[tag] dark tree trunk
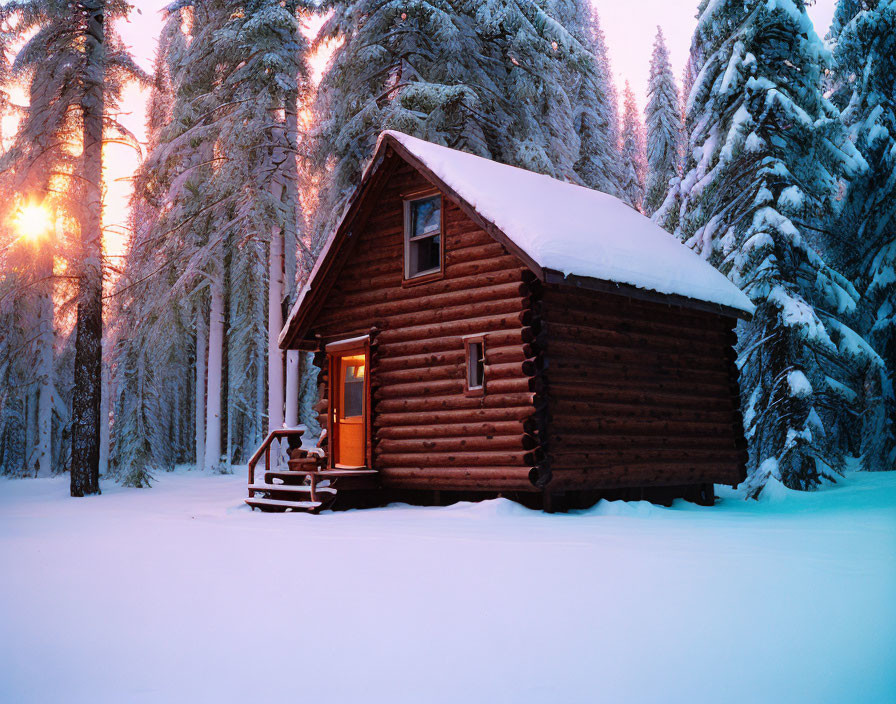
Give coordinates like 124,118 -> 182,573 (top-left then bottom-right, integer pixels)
71,0 -> 105,497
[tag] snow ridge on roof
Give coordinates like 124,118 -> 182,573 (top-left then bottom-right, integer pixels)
382,131 -> 755,315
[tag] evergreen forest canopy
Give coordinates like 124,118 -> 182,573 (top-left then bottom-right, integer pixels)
0,0 -> 892,498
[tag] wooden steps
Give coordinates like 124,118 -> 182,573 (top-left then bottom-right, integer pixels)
248,483 -> 337,495
244,497 -> 323,512
247,432 -> 378,513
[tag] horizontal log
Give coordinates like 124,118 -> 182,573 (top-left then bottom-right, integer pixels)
376,419 -> 535,439
375,378 -> 463,399
336,257 -> 526,296
444,255 -> 526,279
374,344 -> 531,374
546,362 -> 730,387
382,297 -> 529,334
375,328 -> 535,357
545,448 -> 743,465
374,362 -> 466,385
376,434 -> 537,454
375,392 -> 535,414
540,384 -> 735,411
376,450 -> 540,467
542,322 -> 730,357
321,283 -> 530,329
370,360 -> 531,388
548,399 -> 734,424
543,338 -> 730,373
331,268 -> 531,309
376,310 -> 532,345
446,227 -> 497,250
538,303 -> 730,345
445,241 -> 507,266
379,466 -> 535,491
546,433 -> 740,452
545,463 -> 743,490
546,378 -> 739,402
544,415 -> 738,436
374,406 -> 535,427
542,285 -> 731,332
485,376 -> 541,395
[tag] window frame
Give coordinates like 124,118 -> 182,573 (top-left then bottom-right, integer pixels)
402,191 -> 445,285
463,335 -> 486,397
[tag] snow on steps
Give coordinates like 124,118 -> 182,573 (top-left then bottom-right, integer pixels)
247,483 -> 337,495
244,496 -> 323,513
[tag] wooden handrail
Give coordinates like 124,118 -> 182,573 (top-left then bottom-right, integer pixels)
248,428 -> 305,486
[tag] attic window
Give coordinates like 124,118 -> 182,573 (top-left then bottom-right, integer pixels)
464,336 -> 485,396
404,194 -> 442,279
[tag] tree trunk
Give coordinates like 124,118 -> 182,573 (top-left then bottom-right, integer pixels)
97,338 -> 111,476
299,352 -> 321,435
36,248 -> 54,477
203,276 -> 224,471
71,0 -> 105,497
195,312 -> 207,468
268,218 -> 284,434
285,349 -> 299,428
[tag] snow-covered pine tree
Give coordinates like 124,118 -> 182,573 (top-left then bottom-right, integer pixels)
667,0 -> 876,496
644,27 -> 681,216
111,3 -> 226,477
3,0 -> 144,495
619,81 -> 645,211
213,0 -> 312,451
828,0 -> 896,470
108,10 -> 193,486
310,0 -> 592,237
567,3 -> 623,195
114,1 -> 315,473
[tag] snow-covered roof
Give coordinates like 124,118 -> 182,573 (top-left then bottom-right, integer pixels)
281,131 -> 754,346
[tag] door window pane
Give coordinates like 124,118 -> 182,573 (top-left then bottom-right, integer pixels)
344,363 -> 365,418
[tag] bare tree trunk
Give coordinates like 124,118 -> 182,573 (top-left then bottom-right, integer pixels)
195,312 -> 206,468
36,248 -> 54,477
285,350 -> 299,428
204,275 -> 224,471
267,220 -> 284,435
71,0 -> 104,497
98,340 -> 111,476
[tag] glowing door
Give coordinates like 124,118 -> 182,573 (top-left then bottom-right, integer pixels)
332,351 -> 367,467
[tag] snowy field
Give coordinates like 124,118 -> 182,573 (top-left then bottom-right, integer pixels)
1,470 -> 894,704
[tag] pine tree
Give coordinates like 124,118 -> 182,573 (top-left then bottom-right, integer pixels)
619,81 -> 645,211
568,4 -> 623,195
666,0 -> 876,496
644,27 -> 681,216
113,1 -> 315,474
828,0 -> 896,470
310,0 -> 592,236
1,0 -> 141,489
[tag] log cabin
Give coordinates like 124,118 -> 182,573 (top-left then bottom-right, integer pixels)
246,131 -> 756,513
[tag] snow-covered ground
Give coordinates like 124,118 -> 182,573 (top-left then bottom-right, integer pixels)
1,470 -> 894,704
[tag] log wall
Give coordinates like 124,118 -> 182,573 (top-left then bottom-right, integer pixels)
536,284 -> 748,492
305,159 -> 539,491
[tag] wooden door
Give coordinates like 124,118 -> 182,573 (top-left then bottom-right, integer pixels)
329,344 -> 369,468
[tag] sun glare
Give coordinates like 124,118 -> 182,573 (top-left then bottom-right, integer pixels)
14,203 -> 53,242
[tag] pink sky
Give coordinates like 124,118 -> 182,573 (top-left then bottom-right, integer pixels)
104,0 -> 838,257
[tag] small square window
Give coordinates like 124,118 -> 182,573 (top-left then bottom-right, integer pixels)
405,195 -> 442,279
465,338 -> 485,394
